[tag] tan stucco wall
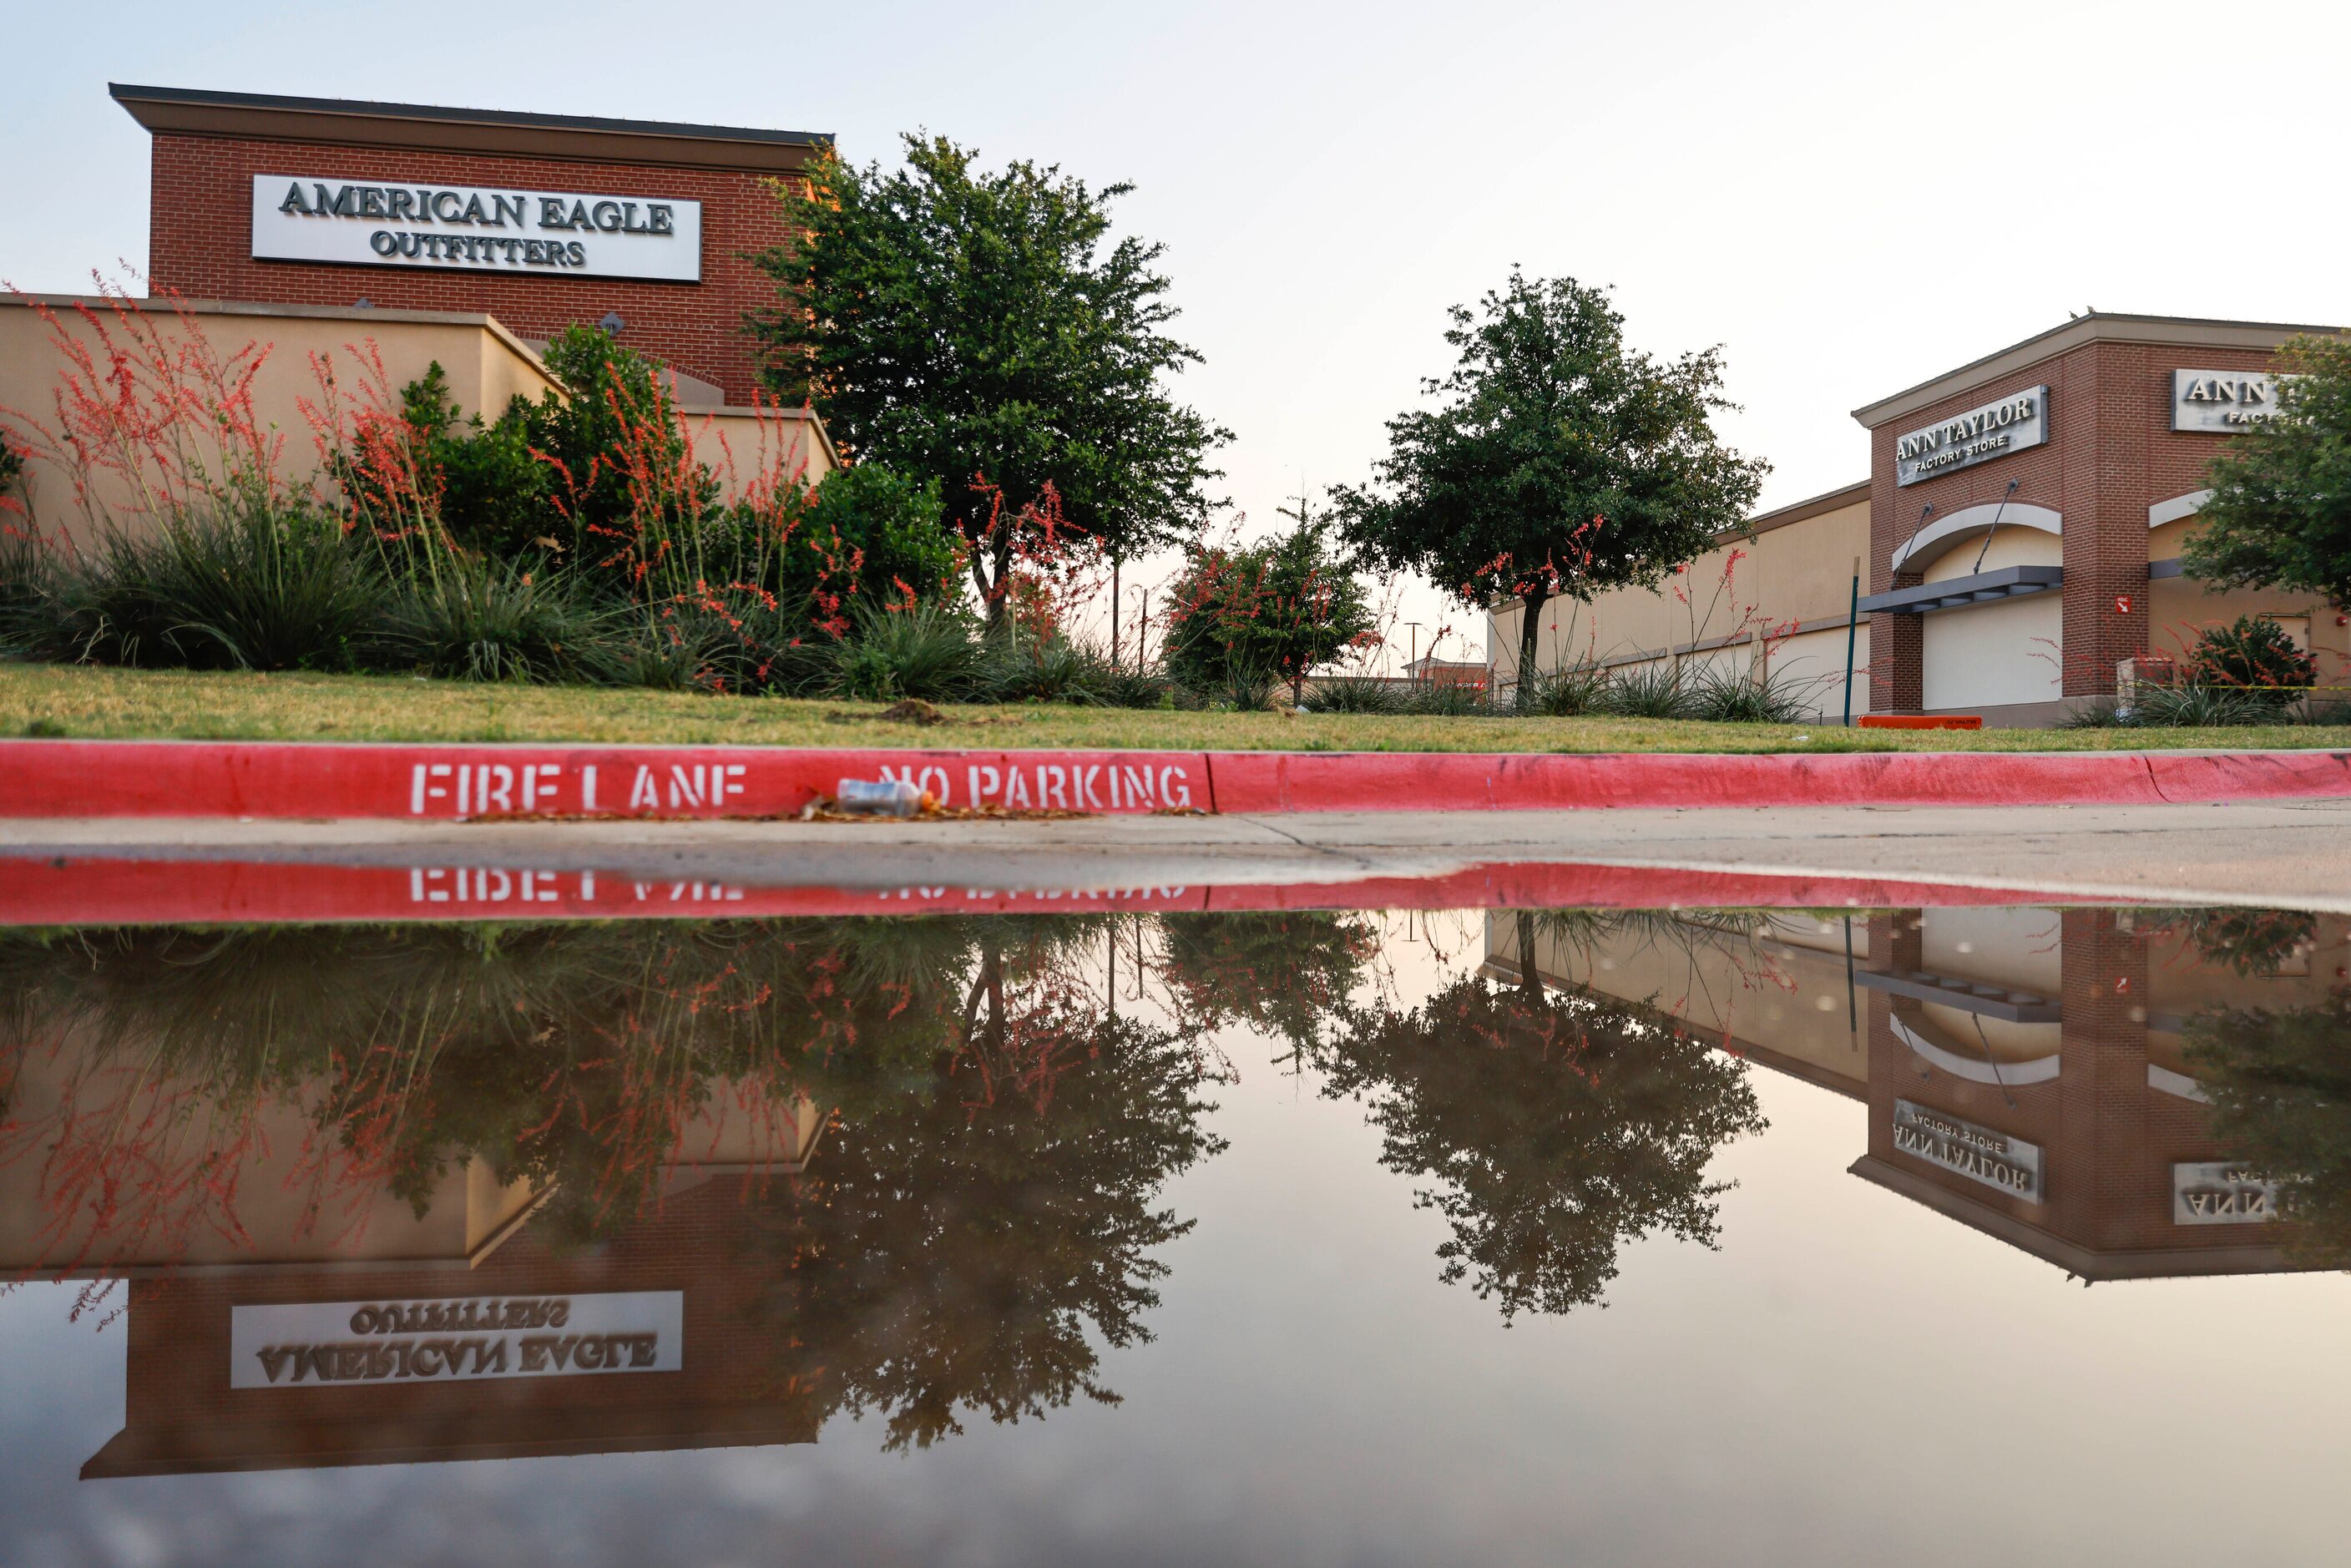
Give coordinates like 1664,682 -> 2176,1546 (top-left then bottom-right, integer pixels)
1484,910 -> 1872,1097
0,296 -> 562,548
687,407 -> 836,491
1485,493 -> 1873,716
0,296 -> 832,549
1488,494 -> 1872,683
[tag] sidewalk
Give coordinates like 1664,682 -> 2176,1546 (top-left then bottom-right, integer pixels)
8,800 -> 2351,914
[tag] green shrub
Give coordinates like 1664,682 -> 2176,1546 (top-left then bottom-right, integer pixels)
371,560 -> 619,684
1096,664 -> 1176,709
1305,672 -> 1400,714
980,632 -> 1120,705
2187,615 -> 2317,707
1515,665 -> 1607,716
28,498 -> 387,671
1398,681 -> 1487,716
1686,663 -> 1815,724
1600,662 -> 1696,719
830,599 -> 982,701
781,463 -> 961,611
2127,682 -> 2281,727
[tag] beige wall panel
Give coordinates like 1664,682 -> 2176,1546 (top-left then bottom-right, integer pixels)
1489,498 -> 1870,685
1919,525 -> 2060,582
1766,625 -> 1868,718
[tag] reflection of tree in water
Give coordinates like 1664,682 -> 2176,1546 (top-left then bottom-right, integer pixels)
0,916 -> 1226,1449
1158,911 -> 1380,1060
2141,907 -> 2318,979
1313,911 -> 1766,1318
747,950 -> 1226,1450
0,919 -> 978,1255
2187,989 -> 2351,1263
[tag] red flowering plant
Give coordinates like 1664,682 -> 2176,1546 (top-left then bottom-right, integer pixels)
1161,505 -> 1375,706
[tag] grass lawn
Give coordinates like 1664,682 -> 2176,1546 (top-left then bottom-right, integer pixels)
4,661 -> 2349,754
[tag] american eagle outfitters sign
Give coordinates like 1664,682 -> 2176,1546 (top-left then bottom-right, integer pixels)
251,175 -> 702,282
229,1292 -> 685,1388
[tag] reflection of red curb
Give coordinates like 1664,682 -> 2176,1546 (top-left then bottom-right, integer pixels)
1,739 -> 2346,819
0,856 -> 2094,927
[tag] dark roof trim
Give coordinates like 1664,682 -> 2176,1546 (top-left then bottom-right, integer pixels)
1851,311 -> 2341,429
110,83 -> 830,175
1858,564 -> 2063,616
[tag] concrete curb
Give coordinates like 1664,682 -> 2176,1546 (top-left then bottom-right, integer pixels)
2,738 -> 2348,820
0,856 -> 2091,926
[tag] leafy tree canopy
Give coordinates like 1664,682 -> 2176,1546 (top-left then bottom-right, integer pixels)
2184,335 -> 2351,609
750,135 -> 1231,619
1332,270 -> 1766,690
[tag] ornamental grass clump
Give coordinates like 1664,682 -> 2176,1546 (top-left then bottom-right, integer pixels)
829,598 -> 983,701
1686,662 -> 1817,724
372,558 -> 623,685
1599,661 -> 1696,720
1304,672 -> 1400,714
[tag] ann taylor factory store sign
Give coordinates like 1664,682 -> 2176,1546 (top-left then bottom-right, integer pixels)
1895,386 -> 2050,487
253,175 -> 702,282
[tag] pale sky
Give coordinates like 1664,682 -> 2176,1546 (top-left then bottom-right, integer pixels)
8,0 -> 2348,669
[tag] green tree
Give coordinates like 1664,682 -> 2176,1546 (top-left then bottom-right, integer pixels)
749,136 -> 1231,622
2186,989 -> 2351,1264
1161,507 -> 1375,701
1332,271 -> 1767,693
1317,928 -> 1766,1319
2183,335 -> 2351,609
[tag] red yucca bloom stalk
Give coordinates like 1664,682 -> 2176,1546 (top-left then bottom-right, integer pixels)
0,276 -> 295,549
297,336 -> 460,583
968,478 -> 1105,637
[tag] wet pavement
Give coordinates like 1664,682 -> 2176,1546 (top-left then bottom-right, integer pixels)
3,872 -> 2348,1565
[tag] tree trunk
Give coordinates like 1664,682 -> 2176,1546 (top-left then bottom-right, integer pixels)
1517,586 -> 1550,702
1515,909 -> 1545,1001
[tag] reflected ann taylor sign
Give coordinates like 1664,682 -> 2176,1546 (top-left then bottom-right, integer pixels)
1893,1100 -> 2044,1202
229,1292 -> 684,1389
252,175 -> 702,282
1894,386 -> 2050,487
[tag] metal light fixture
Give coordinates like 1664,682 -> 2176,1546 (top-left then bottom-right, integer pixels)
599,311 -> 625,335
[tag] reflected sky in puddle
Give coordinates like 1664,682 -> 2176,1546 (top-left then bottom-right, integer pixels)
2,898 -> 2347,1565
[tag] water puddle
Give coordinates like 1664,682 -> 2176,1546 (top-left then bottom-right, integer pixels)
1,882 -> 2344,1563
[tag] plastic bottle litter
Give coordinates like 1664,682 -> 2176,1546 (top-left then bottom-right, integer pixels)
833,777 -> 929,817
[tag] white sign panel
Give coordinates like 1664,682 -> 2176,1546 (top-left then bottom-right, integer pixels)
1895,386 -> 2050,487
1893,1099 -> 2044,1201
2172,1161 -> 2285,1225
230,1292 -> 684,1388
2172,369 -> 2285,433
252,175 -> 702,282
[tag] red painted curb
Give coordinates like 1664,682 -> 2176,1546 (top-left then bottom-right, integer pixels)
0,856 -> 2091,927
0,740 -> 2345,820
0,741 -> 1211,819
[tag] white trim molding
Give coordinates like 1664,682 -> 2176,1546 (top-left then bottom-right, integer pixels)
1890,1015 -> 2063,1086
2148,489 -> 2213,529
1891,502 -> 2062,574
2148,1064 -> 2212,1104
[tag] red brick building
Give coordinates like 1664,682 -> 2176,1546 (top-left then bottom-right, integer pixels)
1853,316 -> 2345,724
113,82 -> 827,406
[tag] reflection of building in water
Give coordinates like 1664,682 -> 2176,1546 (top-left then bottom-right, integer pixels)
1485,907 -> 2348,1280
0,1052 -> 822,1476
